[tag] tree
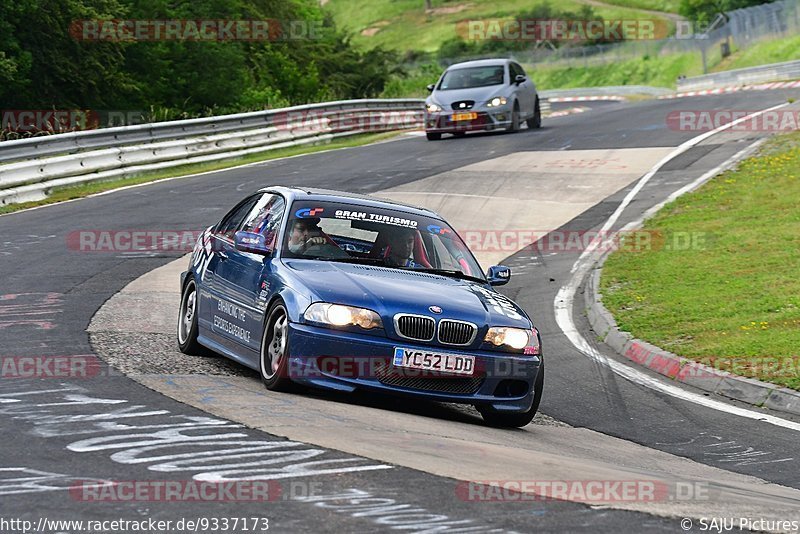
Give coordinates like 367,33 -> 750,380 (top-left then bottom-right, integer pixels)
679,0 -> 777,24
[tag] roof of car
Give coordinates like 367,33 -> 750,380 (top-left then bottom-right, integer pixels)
446,58 -> 511,70
258,186 -> 442,219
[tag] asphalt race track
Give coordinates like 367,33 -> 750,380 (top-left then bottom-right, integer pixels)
2,90 -> 800,533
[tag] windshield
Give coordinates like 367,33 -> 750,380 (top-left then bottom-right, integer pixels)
438,65 -> 506,90
282,200 -> 485,280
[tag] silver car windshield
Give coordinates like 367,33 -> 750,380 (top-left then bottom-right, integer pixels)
439,66 -> 505,90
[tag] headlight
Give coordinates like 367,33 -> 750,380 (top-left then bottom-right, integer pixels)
426,103 -> 443,113
304,303 -> 383,330
484,326 -> 539,353
487,96 -> 507,107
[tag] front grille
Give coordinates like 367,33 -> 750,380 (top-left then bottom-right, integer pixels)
375,362 -> 484,395
438,320 -> 477,345
395,314 -> 435,341
451,100 -> 475,110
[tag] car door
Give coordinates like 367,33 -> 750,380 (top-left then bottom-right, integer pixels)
198,194 -> 260,353
213,193 -> 286,360
508,63 -> 533,119
513,62 -> 536,117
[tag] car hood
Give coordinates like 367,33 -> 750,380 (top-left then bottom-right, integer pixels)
284,260 -> 530,329
430,86 -> 505,107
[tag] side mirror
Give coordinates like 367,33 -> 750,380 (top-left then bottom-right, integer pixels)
514,74 -> 526,85
426,83 -> 435,93
234,231 -> 272,256
486,265 -> 511,286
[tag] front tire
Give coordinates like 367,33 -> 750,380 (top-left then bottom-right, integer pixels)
506,102 -> 521,133
479,362 -> 544,428
527,98 -> 542,129
178,280 -> 204,355
260,301 -> 294,391
426,132 -> 442,141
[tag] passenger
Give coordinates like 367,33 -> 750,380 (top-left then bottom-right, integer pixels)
384,228 -> 423,268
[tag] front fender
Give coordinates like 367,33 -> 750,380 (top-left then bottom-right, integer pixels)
274,286 -> 312,324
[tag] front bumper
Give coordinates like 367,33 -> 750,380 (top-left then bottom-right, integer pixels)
425,108 -> 513,134
287,322 -> 542,413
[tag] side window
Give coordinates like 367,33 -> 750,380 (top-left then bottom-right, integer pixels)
241,194 -> 286,248
510,63 -> 524,80
216,195 -> 260,240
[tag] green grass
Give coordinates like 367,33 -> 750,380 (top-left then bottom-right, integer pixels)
711,33 -> 800,73
600,130 -> 800,391
528,51 -> 704,89
324,0 -> 673,53
0,131 -> 403,216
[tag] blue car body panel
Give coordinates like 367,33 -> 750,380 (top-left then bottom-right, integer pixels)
182,186 -> 542,413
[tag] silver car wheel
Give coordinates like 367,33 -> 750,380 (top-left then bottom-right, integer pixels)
178,283 -> 196,345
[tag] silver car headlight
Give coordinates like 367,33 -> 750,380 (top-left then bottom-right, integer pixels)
426,103 -> 443,113
305,302 -> 383,330
486,96 -> 507,108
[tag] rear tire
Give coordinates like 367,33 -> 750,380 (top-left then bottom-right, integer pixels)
426,132 -> 442,141
506,102 -> 520,133
526,98 -> 542,129
177,280 -> 205,355
260,301 -> 295,392
478,362 -> 543,428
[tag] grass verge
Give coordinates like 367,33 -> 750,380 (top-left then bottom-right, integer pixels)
325,0 -> 671,53
600,130 -> 800,391
0,131 -> 405,216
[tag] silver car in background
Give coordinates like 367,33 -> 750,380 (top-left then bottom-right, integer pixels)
424,59 -> 541,140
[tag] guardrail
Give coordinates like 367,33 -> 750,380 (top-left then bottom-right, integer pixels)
677,59 -> 800,91
0,94 -> 575,207
539,86 -> 673,98
0,99 -> 425,206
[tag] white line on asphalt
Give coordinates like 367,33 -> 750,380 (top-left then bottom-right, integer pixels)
554,102 -> 800,433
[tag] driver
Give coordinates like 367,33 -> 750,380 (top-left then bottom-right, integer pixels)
287,218 -> 327,254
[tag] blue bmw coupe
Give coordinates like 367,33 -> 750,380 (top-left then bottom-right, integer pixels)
178,186 -> 543,427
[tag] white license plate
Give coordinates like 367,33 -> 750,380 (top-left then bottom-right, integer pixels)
392,347 -> 475,376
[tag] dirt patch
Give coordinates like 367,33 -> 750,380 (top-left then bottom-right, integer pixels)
361,20 -> 390,37
427,3 -> 472,15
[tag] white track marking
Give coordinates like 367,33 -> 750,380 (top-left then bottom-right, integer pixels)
554,103 -> 800,432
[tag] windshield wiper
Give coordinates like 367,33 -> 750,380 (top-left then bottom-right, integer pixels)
314,256 -> 387,266
411,268 -> 486,284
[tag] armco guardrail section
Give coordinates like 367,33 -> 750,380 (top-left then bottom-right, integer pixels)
677,59 -> 800,92
539,86 -> 673,98
0,99 -> 425,205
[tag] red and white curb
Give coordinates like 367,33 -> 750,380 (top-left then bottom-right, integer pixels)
659,80 -> 800,99
547,106 -> 590,118
547,95 -> 626,103
584,249 -> 800,417
404,105 -> 591,136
